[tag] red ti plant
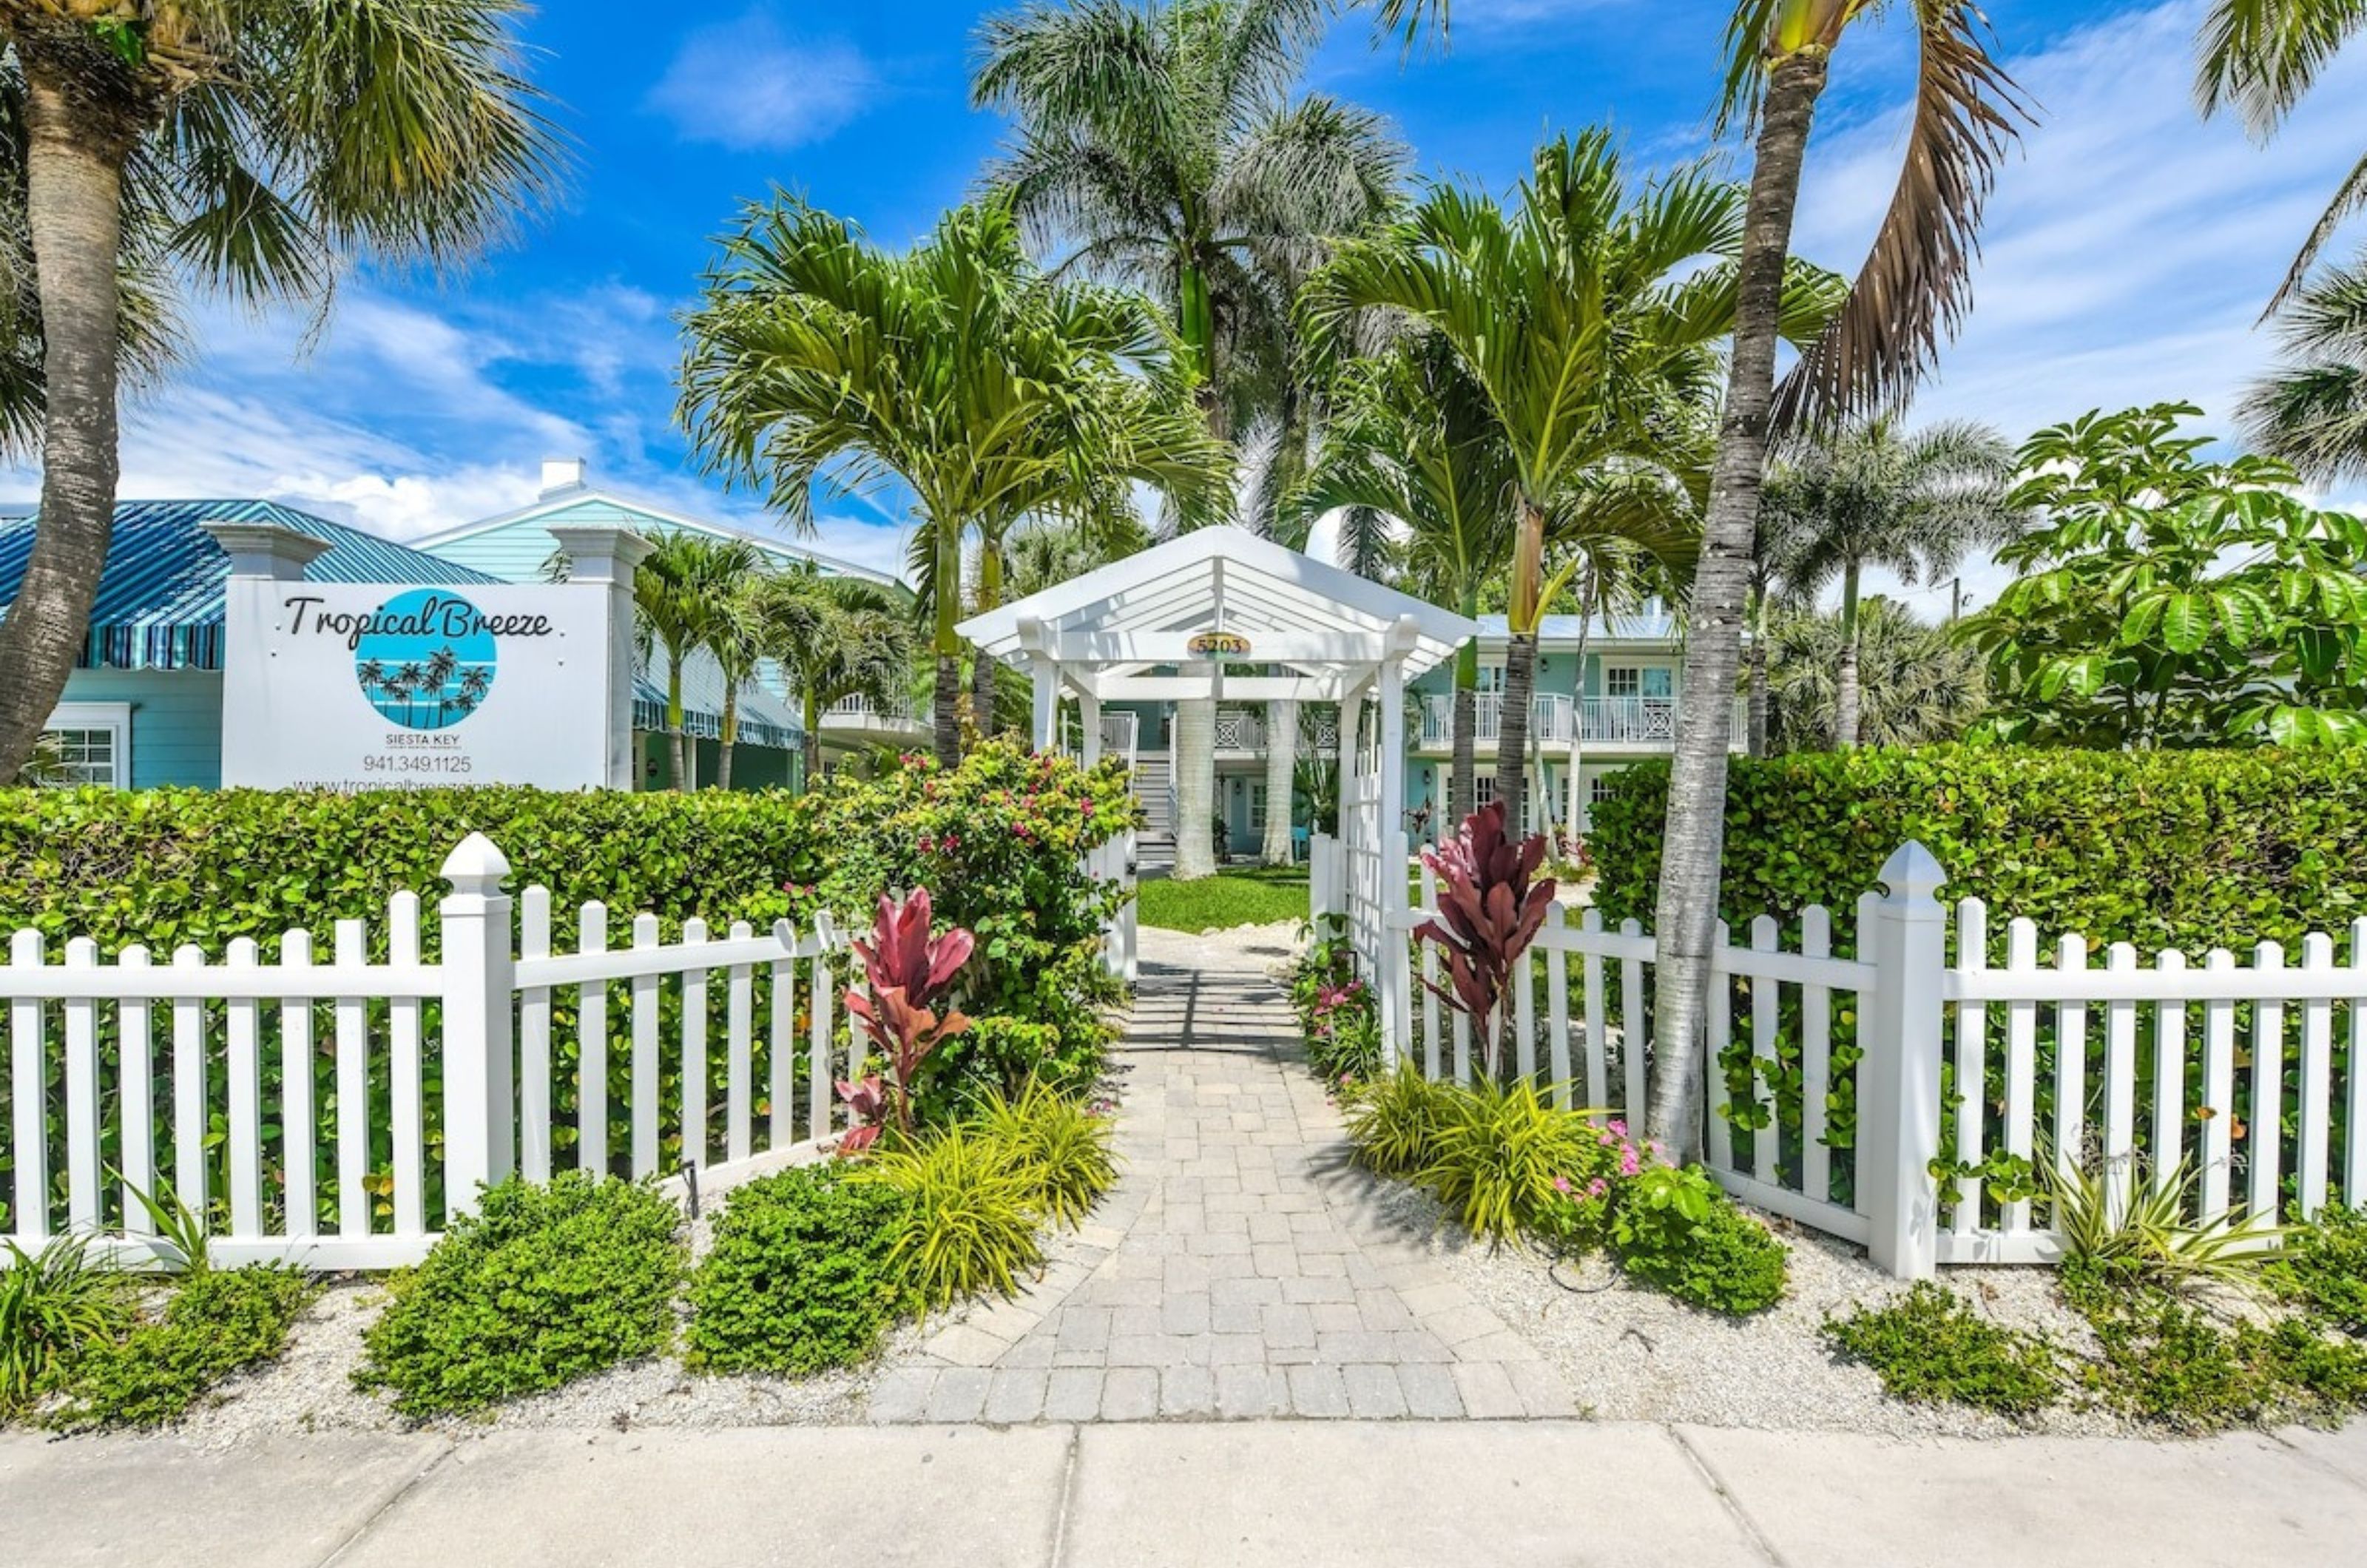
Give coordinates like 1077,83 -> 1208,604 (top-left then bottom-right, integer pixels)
837,887 -> 975,1151
1412,801 -> 1557,1079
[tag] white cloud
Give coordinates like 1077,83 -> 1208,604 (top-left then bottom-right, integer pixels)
646,12 -> 877,151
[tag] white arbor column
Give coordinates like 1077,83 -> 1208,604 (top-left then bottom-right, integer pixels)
1080,692 -> 1103,767
1263,697 -> 1297,865
1377,658 -> 1407,1066
1028,661 -> 1060,751
1174,696 -> 1217,879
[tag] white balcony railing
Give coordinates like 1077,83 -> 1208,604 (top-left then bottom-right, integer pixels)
823,693 -> 916,723
1097,709 -> 1139,767
1213,707 -> 1264,752
1418,693 -> 1748,748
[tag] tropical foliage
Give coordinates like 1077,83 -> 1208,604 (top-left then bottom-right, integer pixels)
680,195 -> 1227,766
1765,596 -> 1989,751
1308,130 -> 1832,827
1410,801 -> 1556,1080
0,0 -> 561,783
631,530 -> 763,791
1962,404 -> 2367,749
1757,418 -> 2020,748
2241,249 -> 2367,484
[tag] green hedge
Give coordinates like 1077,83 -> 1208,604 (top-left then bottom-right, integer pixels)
1587,748 -> 2367,956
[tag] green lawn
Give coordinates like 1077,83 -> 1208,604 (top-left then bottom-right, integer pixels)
1135,863 -> 1310,933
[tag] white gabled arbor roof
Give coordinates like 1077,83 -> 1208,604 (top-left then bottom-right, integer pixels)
958,526 -> 1475,703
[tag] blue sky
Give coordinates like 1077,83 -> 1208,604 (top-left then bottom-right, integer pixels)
7,0 -> 2365,609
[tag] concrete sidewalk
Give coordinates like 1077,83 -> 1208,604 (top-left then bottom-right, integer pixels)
9,1419 -> 2367,1567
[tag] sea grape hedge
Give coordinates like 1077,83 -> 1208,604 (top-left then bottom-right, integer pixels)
1587,748 -> 2367,957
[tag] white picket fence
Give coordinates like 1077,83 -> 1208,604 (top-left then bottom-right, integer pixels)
0,834 -> 868,1268
1389,841 -> 2367,1278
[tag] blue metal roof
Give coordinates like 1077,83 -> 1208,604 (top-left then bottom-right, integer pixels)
0,499 -> 805,750
0,500 -> 503,672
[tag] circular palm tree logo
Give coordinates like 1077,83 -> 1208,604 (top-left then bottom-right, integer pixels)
354,589 -> 498,731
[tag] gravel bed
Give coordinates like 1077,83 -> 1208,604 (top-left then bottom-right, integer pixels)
1362,1163 -> 2144,1439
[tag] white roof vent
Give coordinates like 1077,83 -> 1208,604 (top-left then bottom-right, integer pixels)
539,457 -> 588,497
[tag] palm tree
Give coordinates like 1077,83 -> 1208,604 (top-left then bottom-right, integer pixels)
392,664 -> 424,727
757,566 -> 914,792
975,0 -> 1406,873
0,1 -> 561,782
1639,0 -> 2027,1157
1759,419 -> 2021,748
1288,333 -> 1513,830
1766,595 -> 1988,750
423,646 -> 460,723
1307,130 -> 1833,832
706,581 -> 769,792
1743,500 -> 1808,759
633,531 -> 762,791
2240,251 -> 2367,481
680,195 -> 1229,769
2197,1 -> 2367,308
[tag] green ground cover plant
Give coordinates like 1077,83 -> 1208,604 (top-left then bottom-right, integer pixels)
1823,1283 -> 2064,1418
1137,864 -> 1309,933
355,1172 -> 686,1419
1608,1164 -> 1789,1314
684,1163 -> 914,1376
2270,1204 -> 2367,1333
43,1265 -> 317,1430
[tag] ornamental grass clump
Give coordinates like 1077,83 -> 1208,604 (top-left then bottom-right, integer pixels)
972,1081 -> 1117,1229
1,1236 -> 126,1416
356,1172 -> 685,1419
857,1125 -> 1044,1310
1414,1076 -> 1601,1245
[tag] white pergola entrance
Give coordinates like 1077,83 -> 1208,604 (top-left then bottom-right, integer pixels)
959,526 -> 1476,1057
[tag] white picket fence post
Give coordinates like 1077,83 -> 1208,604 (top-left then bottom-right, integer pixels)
1860,841 -> 1948,1280
439,832 -> 516,1217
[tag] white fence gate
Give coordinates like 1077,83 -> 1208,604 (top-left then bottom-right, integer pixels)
1394,841 -> 2367,1278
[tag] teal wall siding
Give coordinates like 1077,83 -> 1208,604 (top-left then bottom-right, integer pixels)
426,499 -> 652,583
59,668 -> 225,788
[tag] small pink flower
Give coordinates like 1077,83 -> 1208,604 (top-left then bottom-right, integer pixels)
1552,1175 -> 1572,1195
1587,1177 -> 1609,1199
1596,1129 -> 1615,1146
1606,1118 -> 1627,1138
1618,1146 -> 1641,1177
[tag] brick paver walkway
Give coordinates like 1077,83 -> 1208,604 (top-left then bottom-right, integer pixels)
865,927 -> 1575,1423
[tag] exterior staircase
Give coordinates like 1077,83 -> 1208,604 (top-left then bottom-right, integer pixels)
1135,751 -> 1175,868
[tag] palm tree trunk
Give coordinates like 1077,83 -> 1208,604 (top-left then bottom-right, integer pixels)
971,541 -> 1002,738
1261,699 -> 1295,865
667,652 -> 689,792
802,694 -> 823,794
1647,50 -> 1830,1161
931,517 -> 963,767
1747,592 -> 1772,758
1835,562 -> 1862,750
1493,501 -> 1547,832
1173,696 -> 1216,880
0,72 -> 134,782
1450,681 -> 1476,833
717,687 -> 738,791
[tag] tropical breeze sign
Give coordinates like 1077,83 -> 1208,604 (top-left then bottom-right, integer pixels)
220,574 -> 626,791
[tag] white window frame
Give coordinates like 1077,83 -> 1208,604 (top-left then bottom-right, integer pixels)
1603,663 -> 1675,700
1249,782 -> 1269,833
41,701 -> 132,788
1475,663 -> 1506,695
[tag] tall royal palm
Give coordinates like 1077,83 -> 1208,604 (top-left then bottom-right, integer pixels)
1308,130 -> 1834,833
1640,0 -> 2025,1158
1287,333 -> 1513,829
681,196 -> 1228,767
1760,419 -> 2020,749
0,1 -> 559,780
976,0 -> 1405,873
